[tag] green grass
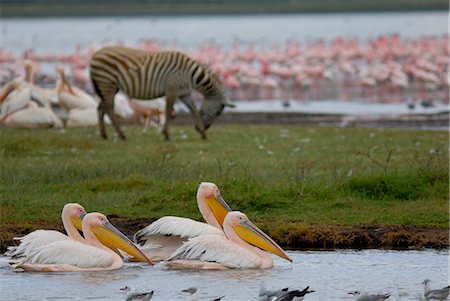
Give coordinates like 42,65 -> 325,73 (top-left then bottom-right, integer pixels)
1,125 -> 448,230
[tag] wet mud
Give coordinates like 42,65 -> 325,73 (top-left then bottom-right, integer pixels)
2,216 -> 448,252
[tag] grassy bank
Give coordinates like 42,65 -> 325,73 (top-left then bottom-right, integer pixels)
1,0 -> 448,17
1,125 -> 448,249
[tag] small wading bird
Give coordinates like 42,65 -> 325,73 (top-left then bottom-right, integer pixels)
259,281 -> 314,301
5,203 -> 86,258
422,279 -> 450,300
181,287 -> 225,301
348,291 -> 390,301
134,182 -> 232,261
164,211 -> 292,269
120,285 -> 154,301
9,213 -> 152,272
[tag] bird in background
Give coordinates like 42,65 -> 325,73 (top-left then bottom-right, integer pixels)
422,279 -> 450,300
120,285 -> 154,301
348,290 -> 390,301
259,281 -> 314,301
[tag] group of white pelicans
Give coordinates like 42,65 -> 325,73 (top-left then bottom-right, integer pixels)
5,182 -> 450,301
0,62 -> 165,130
6,182 -> 292,272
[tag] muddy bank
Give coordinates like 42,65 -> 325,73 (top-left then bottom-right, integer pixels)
2,216 -> 448,252
171,111 -> 450,131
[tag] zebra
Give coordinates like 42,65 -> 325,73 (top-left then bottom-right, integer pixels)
89,46 -> 235,141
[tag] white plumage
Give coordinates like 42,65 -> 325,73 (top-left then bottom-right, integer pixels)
134,182 -> 232,261
3,104 -> 63,128
6,230 -> 70,258
136,216 -> 224,241
66,107 -> 111,127
10,212 -> 150,272
164,211 -> 292,270
167,234 -> 261,269
23,239 -> 115,269
5,203 -> 86,259
58,89 -> 98,111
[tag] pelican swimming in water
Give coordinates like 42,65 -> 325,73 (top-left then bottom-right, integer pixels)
164,211 -> 292,269
134,182 -> 232,261
5,203 -> 86,258
10,213 -> 152,272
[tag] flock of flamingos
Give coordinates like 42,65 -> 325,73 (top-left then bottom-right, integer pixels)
0,33 -> 448,129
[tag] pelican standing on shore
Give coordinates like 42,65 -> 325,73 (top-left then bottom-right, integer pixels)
164,211 -> 292,269
10,213 -> 152,272
134,182 -> 232,261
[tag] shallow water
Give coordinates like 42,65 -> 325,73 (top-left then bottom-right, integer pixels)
227,100 -> 450,115
1,250 -> 448,300
1,12 -> 447,55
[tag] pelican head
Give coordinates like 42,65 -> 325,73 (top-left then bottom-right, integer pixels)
85,213 -> 153,265
226,211 -> 293,262
24,60 -> 34,83
422,279 -> 431,285
197,182 -> 232,226
62,203 -> 86,231
56,64 -> 65,76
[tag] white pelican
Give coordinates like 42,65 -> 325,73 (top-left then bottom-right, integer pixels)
164,211 -> 292,269
134,182 -> 232,261
5,203 -> 86,258
66,107 -> 112,128
56,65 -> 98,111
10,213 -> 152,272
2,101 -> 63,128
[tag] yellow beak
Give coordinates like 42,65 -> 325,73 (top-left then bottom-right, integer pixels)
206,192 -> 232,226
234,220 -> 292,262
92,222 -> 153,265
71,214 -> 85,232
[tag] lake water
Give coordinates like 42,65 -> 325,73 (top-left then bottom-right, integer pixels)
0,12 -> 447,55
1,250 -> 448,300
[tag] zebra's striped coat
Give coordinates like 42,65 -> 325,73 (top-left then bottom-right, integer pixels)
90,46 -> 234,140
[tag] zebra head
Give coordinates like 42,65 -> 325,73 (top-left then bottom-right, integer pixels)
200,97 -> 235,129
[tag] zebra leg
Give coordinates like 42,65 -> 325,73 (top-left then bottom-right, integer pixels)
162,92 -> 177,141
179,94 -> 207,140
97,102 -> 108,139
103,94 -> 127,141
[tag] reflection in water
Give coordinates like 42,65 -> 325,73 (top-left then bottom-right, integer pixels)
1,250 -> 448,300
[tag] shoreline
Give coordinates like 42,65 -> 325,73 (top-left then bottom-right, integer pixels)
2,217 -> 448,253
1,1 -> 447,18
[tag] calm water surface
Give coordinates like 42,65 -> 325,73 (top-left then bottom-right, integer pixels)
1,250 -> 448,300
0,12 -> 447,55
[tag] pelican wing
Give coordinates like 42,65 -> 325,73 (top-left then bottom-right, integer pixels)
14,240 -> 114,268
167,235 -> 261,269
58,90 -> 97,111
6,230 -> 69,258
0,83 -> 31,118
134,216 -> 224,246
